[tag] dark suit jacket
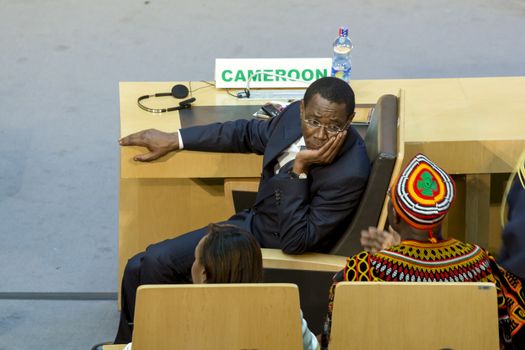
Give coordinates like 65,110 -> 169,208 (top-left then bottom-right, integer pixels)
180,101 -> 370,254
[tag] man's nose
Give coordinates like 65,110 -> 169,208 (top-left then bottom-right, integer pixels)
314,125 -> 329,139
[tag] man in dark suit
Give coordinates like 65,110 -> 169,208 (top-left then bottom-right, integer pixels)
114,77 -> 370,343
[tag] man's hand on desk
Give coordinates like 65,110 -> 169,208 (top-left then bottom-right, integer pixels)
119,128 -> 180,161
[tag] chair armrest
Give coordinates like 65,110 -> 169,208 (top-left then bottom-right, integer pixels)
262,248 -> 347,272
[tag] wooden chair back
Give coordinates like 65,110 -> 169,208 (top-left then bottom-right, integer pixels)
329,282 -> 499,350
131,283 -> 303,350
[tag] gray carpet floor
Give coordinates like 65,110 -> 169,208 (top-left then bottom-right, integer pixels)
1,0 -> 525,349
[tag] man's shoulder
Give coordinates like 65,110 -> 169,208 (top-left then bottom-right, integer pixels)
275,100 -> 301,121
260,100 -> 301,133
328,128 -> 370,178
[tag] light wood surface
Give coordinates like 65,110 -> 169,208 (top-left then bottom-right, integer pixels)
465,174 -> 491,249
117,82 -> 375,300
352,77 -> 525,174
121,78 -> 525,176
131,284 -> 302,350
329,282 -> 499,350
223,177 -> 260,214
102,346 -> 125,350
118,77 -> 525,297
262,248 -> 347,272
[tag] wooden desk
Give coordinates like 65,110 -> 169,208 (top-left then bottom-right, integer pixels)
118,81 -> 374,295
119,78 -> 525,293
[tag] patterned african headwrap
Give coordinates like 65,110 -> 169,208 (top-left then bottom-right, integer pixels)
390,153 -> 456,242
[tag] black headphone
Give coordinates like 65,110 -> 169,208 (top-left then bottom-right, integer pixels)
137,84 -> 196,113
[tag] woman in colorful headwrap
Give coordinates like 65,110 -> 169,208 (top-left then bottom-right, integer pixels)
498,150 -> 525,285
320,154 -> 525,350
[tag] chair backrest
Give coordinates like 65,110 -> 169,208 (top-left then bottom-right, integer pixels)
329,282 -> 500,350
131,283 -> 303,350
330,94 -> 399,256
224,178 -> 260,214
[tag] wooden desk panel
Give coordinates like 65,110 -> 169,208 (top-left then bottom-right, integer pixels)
119,177 -> 233,288
350,77 -> 525,252
120,148 -> 262,179
118,78 -> 525,297
351,77 -> 525,174
118,81 -> 376,301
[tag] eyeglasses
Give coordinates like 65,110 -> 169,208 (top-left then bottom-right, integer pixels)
303,118 -> 349,134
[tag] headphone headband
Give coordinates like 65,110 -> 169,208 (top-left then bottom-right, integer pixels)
137,84 -> 195,113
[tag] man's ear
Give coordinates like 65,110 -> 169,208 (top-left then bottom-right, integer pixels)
348,111 -> 356,123
300,100 -> 305,118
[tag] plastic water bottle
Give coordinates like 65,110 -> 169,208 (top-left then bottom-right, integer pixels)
331,27 -> 353,82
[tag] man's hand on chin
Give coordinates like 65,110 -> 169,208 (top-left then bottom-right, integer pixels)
119,128 -> 180,162
293,131 -> 347,174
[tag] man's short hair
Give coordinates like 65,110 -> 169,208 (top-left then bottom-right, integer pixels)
303,77 -> 355,116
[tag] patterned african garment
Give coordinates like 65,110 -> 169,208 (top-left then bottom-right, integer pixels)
320,239 -> 525,349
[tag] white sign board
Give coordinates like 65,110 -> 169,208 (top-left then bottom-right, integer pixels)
215,58 -> 332,88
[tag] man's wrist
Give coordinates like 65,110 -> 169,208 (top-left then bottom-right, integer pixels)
168,131 -> 181,151
289,161 -> 306,178
292,159 -> 308,175
289,170 -> 307,179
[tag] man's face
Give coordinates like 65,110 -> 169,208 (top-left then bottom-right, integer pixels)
300,94 -> 351,150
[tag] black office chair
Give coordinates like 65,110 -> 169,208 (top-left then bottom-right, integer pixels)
265,94 -> 399,333
330,94 -> 398,255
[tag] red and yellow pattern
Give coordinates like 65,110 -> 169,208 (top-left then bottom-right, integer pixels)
321,239 -> 525,349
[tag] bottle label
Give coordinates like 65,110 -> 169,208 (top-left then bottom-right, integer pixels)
334,46 -> 351,54
331,67 -> 351,82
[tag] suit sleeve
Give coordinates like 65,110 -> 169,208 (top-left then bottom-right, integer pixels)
178,106 -> 291,154
274,166 -> 368,254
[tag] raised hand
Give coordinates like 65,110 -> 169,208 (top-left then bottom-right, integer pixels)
360,226 -> 401,253
293,130 -> 347,174
119,128 -> 180,162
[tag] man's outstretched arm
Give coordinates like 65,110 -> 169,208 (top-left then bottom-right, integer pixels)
119,103 -> 290,161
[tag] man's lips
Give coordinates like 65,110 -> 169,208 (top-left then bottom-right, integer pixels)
307,143 -> 323,150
